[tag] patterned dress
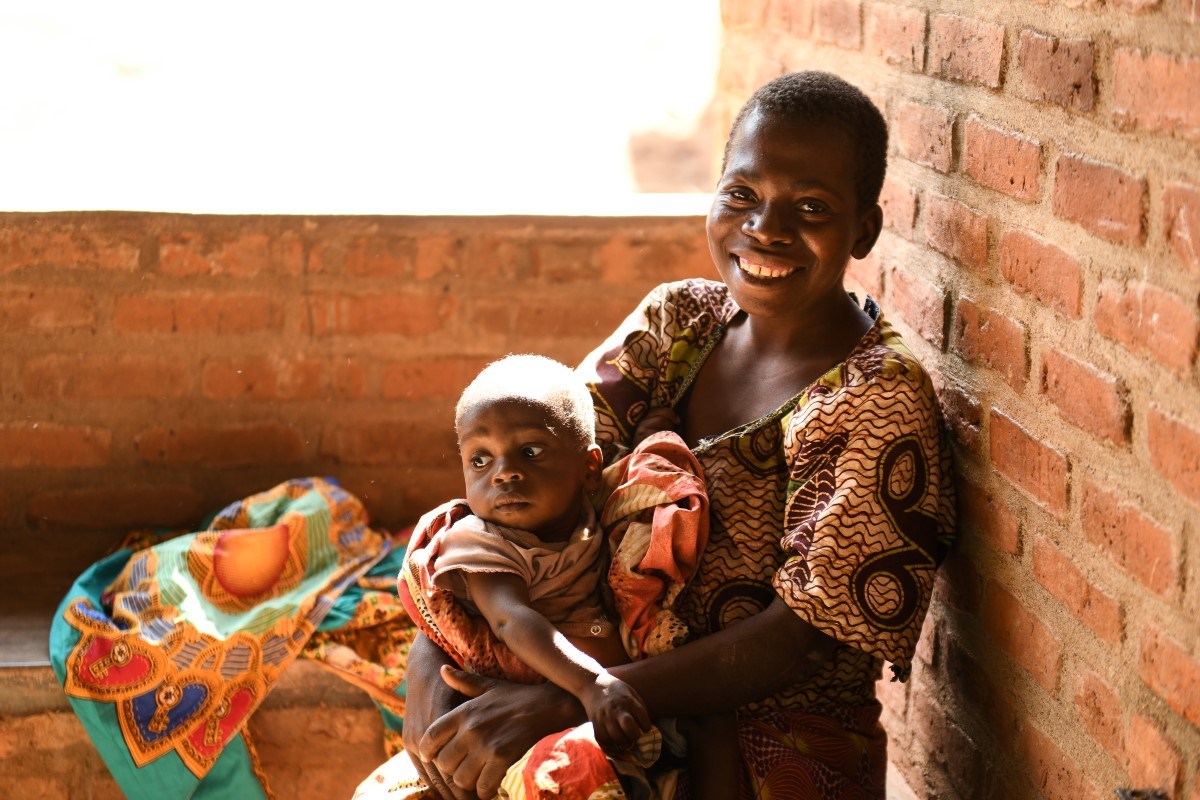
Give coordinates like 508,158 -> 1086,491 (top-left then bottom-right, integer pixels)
576,279 -> 956,798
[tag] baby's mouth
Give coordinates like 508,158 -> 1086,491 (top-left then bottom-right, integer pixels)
737,256 -> 799,279
495,495 -> 529,508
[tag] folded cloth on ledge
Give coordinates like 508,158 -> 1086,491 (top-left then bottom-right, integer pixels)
49,477 -> 417,800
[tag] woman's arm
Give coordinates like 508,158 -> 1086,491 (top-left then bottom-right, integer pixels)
418,594 -> 836,798
610,596 -> 836,718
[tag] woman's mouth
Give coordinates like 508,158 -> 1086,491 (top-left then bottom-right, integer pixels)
737,256 -> 799,279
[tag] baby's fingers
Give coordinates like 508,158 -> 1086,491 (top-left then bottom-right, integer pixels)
614,709 -> 646,747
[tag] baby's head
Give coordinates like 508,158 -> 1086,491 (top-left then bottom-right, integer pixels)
723,70 -> 887,214
454,355 -> 602,541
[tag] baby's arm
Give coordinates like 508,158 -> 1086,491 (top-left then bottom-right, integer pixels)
464,571 -> 651,753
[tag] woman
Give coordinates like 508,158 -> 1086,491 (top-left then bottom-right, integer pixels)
392,70 -> 955,800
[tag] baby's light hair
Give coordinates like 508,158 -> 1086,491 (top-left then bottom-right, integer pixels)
455,354 -> 596,448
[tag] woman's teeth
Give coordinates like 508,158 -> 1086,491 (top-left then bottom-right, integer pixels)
738,257 -> 797,279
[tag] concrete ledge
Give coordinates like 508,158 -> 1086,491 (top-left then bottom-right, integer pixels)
2,658 -> 919,799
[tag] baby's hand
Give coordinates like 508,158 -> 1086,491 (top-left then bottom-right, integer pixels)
632,407 -> 680,446
580,672 -> 651,755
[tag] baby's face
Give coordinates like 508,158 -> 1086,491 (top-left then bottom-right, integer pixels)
457,400 -> 599,542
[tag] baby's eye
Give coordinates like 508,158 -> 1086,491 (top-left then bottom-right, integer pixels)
469,454 -> 493,469
521,445 -> 545,459
799,200 -> 829,214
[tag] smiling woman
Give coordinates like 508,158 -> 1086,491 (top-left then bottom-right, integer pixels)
0,1 -> 719,214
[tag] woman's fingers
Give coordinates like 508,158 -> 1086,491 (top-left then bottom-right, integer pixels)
438,664 -> 496,699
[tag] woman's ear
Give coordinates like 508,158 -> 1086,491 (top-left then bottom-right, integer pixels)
851,203 -> 883,260
582,444 -> 604,491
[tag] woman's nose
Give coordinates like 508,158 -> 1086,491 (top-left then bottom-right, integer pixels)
742,202 -> 795,246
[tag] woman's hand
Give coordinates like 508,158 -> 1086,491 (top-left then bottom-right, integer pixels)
401,634 -> 468,800
418,667 -> 584,799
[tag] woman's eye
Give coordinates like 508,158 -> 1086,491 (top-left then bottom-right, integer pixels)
470,454 -> 492,468
728,188 -> 755,203
521,445 -> 544,459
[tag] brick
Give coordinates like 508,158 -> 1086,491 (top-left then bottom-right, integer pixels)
1147,408 -> 1200,503
0,286 -> 95,332
1039,350 -> 1129,444
960,480 -> 1020,555
1140,625 -> 1200,725
414,235 -> 464,280
516,295 -> 638,341
0,227 -> 140,272
933,550 -> 982,614
598,232 -> 714,286
23,355 -> 192,400
1126,714 -> 1180,795
1052,154 -> 1146,244
924,194 -> 988,271
983,581 -> 1061,692
113,292 -> 282,334
1163,182 -> 1200,274
998,230 -> 1082,319
380,357 -> 491,401
955,298 -> 1028,390
962,117 -> 1042,202
1017,31 -> 1096,112
1032,536 -> 1123,644
1114,0 -> 1161,9
941,635 -> 994,714
813,0 -> 862,49
0,424 -> 111,467
159,232 -> 303,277
867,3 -> 925,71
721,0 -> 770,28
989,410 -> 1068,516
136,424 -> 305,467
767,0 -> 813,37
1080,481 -> 1178,595
1111,48 -> 1200,139
26,485 -> 203,529
461,235 -> 532,281
320,421 -> 458,466
909,683 -> 983,795
928,14 -> 1006,88
201,358 -> 325,401
895,102 -> 953,173
308,291 -> 455,337
1094,281 -> 1199,372
309,236 -> 414,277
532,241 -> 602,282
1020,724 -> 1102,800
942,384 -> 983,451
333,359 -> 368,400
878,177 -> 917,238
1074,671 -> 1125,760
889,265 -> 946,348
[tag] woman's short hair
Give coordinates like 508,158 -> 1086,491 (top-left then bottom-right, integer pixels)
455,354 -> 596,447
723,70 -> 889,213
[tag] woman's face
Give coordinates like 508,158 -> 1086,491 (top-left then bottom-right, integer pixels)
706,108 -> 881,320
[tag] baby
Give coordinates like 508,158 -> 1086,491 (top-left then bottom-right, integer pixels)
427,354 -> 650,753
405,354 -> 740,796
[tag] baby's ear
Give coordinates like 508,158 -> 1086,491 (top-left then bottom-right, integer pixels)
583,444 -> 604,490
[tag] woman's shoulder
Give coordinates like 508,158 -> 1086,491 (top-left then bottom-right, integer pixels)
845,311 -> 937,394
641,279 -> 736,326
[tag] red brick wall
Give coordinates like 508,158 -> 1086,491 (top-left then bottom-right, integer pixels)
0,213 -> 713,612
717,0 -> 1199,796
